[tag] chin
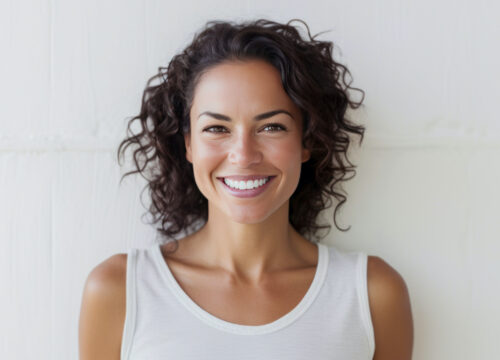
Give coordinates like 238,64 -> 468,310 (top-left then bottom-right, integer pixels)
225,209 -> 270,224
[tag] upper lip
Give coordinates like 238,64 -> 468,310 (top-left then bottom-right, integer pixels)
217,175 -> 275,181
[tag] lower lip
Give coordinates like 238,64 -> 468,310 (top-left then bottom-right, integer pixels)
219,177 -> 276,198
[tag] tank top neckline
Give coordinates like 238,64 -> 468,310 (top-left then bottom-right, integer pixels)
150,241 -> 330,335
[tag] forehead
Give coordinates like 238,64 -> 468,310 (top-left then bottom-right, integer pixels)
190,59 -> 298,114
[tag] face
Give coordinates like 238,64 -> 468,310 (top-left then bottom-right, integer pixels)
185,59 -> 310,224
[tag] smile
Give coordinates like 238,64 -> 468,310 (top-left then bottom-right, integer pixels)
224,176 -> 270,190
218,176 -> 276,198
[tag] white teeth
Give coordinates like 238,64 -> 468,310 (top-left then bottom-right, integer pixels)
224,177 -> 270,190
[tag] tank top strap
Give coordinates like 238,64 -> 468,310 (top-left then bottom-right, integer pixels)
120,247 -> 138,360
323,246 -> 375,359
356,251 -> 375,358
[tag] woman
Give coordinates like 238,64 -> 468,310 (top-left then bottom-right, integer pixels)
79,19 -> 413,359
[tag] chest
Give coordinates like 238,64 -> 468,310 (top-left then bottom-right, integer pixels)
166,260 -> 317,326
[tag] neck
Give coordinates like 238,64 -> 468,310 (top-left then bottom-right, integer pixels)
194,201 -> 304,283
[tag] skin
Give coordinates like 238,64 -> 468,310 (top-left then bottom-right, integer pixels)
182,59 -> 313,281
78,59 -> 414,359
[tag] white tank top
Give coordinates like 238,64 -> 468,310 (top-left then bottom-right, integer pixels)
120,242 -> 375,359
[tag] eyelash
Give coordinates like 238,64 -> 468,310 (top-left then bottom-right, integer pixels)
203,123 -> 287,134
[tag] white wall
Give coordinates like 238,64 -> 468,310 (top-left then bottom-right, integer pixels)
1,0 -> 498,359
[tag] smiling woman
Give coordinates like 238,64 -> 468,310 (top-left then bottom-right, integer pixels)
184,59 -> 310,224
79,18 -> 413,360
116,20 -> 367,242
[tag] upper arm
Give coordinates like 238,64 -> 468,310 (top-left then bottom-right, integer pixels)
367,256 -> 414,360
78,253 -> 127,360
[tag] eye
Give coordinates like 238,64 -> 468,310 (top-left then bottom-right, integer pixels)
262,123 -> 287,132
203,126 -> 228,133
202,123 -> 287,134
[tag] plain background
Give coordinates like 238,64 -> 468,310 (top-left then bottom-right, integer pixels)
1,0 -> 499,359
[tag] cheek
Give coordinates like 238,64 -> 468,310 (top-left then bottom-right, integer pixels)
193,141 -> 221,159
191,141 -> 223,175
266,139 -> 304,173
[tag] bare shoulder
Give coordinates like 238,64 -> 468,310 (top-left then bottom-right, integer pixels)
367,255 -> 414,360
78,253 -> 128,360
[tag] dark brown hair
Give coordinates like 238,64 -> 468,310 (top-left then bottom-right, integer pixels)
117,18 -> 365,246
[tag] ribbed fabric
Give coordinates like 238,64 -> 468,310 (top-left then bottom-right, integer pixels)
120,242 -> 375,359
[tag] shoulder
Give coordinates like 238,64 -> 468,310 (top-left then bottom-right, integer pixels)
367,255 -> 409,300
366,255 -> 414,360
79,253 -> 128,360
82,253 -> 128,308
84,253 -> 128,294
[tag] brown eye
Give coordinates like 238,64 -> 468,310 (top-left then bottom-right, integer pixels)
203,126 -> 228,133
262,123 -> 287,132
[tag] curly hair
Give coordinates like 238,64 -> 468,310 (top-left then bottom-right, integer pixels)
117,18 -> 365,247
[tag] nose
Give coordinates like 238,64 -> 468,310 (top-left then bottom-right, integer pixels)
227,130 -> 263,167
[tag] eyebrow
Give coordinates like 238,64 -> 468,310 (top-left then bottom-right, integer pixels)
197,109 -> 294,121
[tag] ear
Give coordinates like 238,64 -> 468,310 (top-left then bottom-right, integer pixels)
301,147 -> 311,163
184,133 -> 192,163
